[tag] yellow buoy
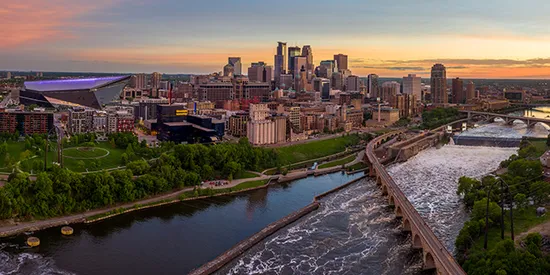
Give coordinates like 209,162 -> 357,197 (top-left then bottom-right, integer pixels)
27,237 -> 40,247
61,226 -> 74,236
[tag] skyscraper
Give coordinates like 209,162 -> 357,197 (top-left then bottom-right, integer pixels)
293,56 -> 307,78
228,57 -> 242,76
302,45 -> 313,80
430,64 -> 447,104
274,42 -> 287,86
452,77 -> 465,104
223,64 -> 235,77
466,81 -> 476,101
151,72 -> 161,89
402,74 -> 421,99
334,54 -> 348,71
319,60 -> 335,79
288,46 -> 301,76
346,75 -> 360,91
248,62 -> 272,83
6,72 -> 11,79
367,74 -> 379,99
381,81 -> 400,102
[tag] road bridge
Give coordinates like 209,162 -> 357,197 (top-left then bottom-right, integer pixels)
460,110 -> 550,127
366,131 -> 466,275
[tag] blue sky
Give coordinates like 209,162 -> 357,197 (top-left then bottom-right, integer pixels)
3,0 -> 550,78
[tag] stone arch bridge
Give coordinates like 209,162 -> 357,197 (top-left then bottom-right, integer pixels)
460,110 -> 550,128
366,130 -> 466,275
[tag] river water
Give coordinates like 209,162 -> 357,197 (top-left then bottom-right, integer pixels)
0,121 -> 530,275
0,173 -> 362,275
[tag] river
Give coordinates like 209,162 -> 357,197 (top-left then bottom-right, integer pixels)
0,173 -> 363,275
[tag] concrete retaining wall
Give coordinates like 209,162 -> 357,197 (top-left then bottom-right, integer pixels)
190,175 -> 369,275
189,202 -> 320,275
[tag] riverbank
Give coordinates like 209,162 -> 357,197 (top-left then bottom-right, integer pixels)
190,174 -> 368,275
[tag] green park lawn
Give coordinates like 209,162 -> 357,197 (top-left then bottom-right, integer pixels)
317,154 -> 356,169
276,135 -> 360,165
473,206 -> 550,250
234,170 -> 258,179
13,142 -> 127,174
347,162 -> 368,171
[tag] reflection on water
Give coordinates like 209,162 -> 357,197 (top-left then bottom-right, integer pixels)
0,172 -> 362,275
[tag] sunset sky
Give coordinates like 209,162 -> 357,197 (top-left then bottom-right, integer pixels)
3,0 -> 550,78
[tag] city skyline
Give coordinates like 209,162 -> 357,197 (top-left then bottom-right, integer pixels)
4,0 -> 550,78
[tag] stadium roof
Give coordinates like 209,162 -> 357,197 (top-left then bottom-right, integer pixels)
24,76 -> 131,92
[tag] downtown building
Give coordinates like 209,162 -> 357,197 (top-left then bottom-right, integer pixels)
68,106 -> 135,135
402,74 -> 421,99
430,64 -> 447,104
0,109 -> 54,135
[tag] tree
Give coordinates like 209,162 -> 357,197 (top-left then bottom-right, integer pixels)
127,160 -> 150,176
77,160 -> 86,170
507,159 -> 542,180
0,141 -> 7,155
19,150 -> 33,161
530,181 -> 550,205
472,198 -> 502,226
121,153 -> 129,165
514,193 -> 528,210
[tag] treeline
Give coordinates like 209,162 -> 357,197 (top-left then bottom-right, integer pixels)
421,107 -> 461,129
455,141 -> 550,274
0,137 -> 279,220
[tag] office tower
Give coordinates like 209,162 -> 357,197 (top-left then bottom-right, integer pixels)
288,46 -> 301,76
228,57 -> 242,76
293,56 -> 307,78
466,81 -> 476,101
248,62 -> 271,82
279,74 -> 293,90
346,75 -> 360,91
6,72 -> 11,79
274,42 -> 287,85
367,74 -> 379,99
334,54 -> 348,71
402,74 -> 421,98
264,66 -> 273,83
302,45 -> 313,79
331,72 -> 344,90
452,77 -> 465,104
381,81 -> 400,102
223,64 -> 235,77
151,72 -> 161,89
430,63 -> 447,104
136,74 -> 147,89
319,60 -> 335,78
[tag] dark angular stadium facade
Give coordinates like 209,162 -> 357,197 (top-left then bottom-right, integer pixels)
20,76 -> 131,110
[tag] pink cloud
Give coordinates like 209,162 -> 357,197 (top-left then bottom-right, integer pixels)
0,0 -> 119,48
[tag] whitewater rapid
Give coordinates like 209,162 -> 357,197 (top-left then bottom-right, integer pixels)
387,145 -> 517,253
219,179 -> 425,275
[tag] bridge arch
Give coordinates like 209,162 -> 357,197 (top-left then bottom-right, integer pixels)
424,252 -> 436,270
402,218 -> 411,231
531,121 -> 550,130
381,184 -> 388,195
388,195 -> 395,206
395,206 -> 403,218
413,234 -> 422,249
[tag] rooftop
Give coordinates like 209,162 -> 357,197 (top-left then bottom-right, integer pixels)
24,76 -> 131,92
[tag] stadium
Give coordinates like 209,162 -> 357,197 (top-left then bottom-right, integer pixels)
20,76 -> 131,109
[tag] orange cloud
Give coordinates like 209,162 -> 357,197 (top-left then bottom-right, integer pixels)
0,0 -> 119,48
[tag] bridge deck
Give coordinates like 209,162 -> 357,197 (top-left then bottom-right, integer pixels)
367,131 -> 466,275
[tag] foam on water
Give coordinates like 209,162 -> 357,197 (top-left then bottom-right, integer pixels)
0,243 -> 74,275
219,179 -> 423,275
387,144 -> 517,253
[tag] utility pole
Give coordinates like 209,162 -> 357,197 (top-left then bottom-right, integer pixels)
44,140 -> 48,171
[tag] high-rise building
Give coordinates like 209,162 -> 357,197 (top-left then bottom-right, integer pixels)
402,74 -> 421,99
279,74 -> 293,90
431,64 -> 447,104
381,81 -> 400,102
334,54 -> 348,71
248,62 -> 266,82
301,45 -> 313,80
288,46 -> 301,75
247,104 -> 275,145
331,72 -> 344,90
274,42 -> 287,86
466,81 -> 476,101
228,57 -> 242,76
6,72 -> 11,79
288,106 -> 301,132
367,74 -> 379,99
223,64 -> 235,77
133,74 -> 147,89
319,60 -> 335,79
293,56 -> 307,78
151,72 -> 161,89
452,77 -> 465,104
346,75 -> 360,91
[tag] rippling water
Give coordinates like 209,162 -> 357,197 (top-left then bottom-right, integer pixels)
220,179 -> 429,275
387,145 -> 517,253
